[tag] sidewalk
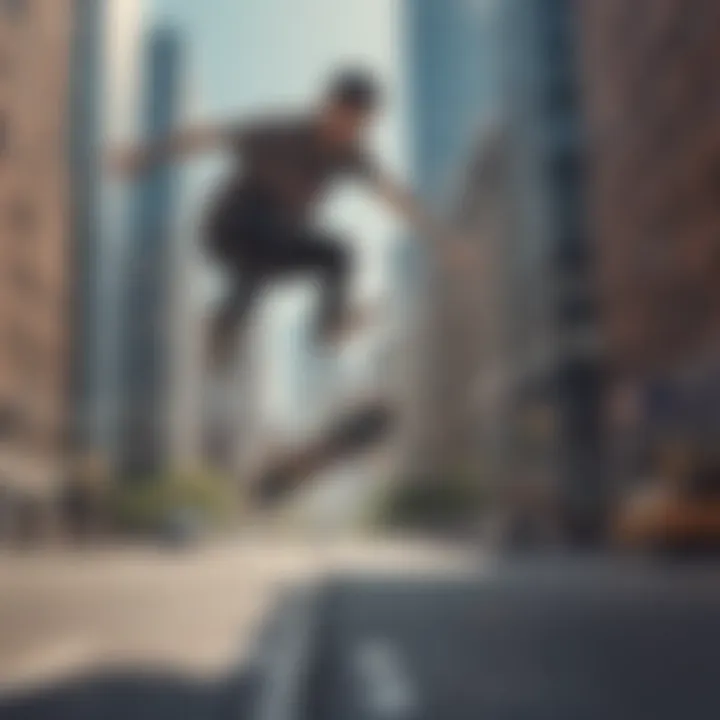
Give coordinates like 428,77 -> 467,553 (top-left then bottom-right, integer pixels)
0,534 -> 476,694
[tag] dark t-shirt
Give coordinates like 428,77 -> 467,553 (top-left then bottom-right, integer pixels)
213,115 -> 378,227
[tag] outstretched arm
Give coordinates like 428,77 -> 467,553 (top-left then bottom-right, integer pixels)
369,170 -> 450,241
368,169 -> 479,268
107,122 -> 238,177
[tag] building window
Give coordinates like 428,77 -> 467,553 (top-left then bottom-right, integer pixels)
545,80 -> 576,117
542,3 -> 575,67
8,324 -> 43,388
560,292 -> 596,326
549,150 -> 581,187
8,198 -> 35,236
556,235 -> 590,273
0,400 -> 23,440
1,0 -> 28,20
0,114 -> 7,156
11,263 -> 40,298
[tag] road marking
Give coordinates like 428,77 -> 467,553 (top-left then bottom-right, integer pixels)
252,586 -> 319,720
0,637 -> 98,696
354,638 -> 419,719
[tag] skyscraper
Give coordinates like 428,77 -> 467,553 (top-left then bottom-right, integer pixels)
406,0 -> 499,201
68,0 -> 104,456
118,25 -> 184,477
402,0 -> 503,481
500,0 -> 604,541
407,0 -> 604,540
579,0 -> 720,479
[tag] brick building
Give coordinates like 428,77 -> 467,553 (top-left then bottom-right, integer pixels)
0,0 -> 75,531
579,1 -> 720,468
580,0 -> 720,377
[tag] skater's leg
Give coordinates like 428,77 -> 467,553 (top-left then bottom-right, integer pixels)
207,269 -> 261,371
293,238 -> 351,343
204,197 -> 274,371
204,268 -> 262,469
265,233 -> 354,343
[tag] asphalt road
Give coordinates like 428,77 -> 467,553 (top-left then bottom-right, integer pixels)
4,545 -> 720,720
303,561 -> 720,720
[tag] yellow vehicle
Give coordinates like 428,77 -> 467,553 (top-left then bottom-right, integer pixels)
613,444 -> 720,551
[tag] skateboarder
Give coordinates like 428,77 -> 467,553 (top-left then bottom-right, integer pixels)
110,68 -> 463,368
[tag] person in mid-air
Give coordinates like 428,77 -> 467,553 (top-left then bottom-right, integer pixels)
111,68 -> 460,368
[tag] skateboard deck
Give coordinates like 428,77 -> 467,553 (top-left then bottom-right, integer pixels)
250,399 -> 395,507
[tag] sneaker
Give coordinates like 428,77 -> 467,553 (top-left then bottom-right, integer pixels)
206,321 -> 236,374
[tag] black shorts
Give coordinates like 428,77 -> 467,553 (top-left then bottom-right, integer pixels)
204,187 -> 299,265
204,187 -> 349,280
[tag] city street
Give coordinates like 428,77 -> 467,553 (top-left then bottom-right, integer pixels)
4,540 -> 720,719
0,539 -> 323,686
0,535 -> 474,719
6,0 -> 720,717
305,561 -> 720,720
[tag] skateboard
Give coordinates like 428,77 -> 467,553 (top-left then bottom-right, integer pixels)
250,399 -> 395,507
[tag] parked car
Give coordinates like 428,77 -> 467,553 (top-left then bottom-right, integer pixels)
613,447 -> 720,552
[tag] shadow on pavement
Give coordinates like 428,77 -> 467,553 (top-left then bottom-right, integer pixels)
0,587 -> 301,720
0,670 -> 256,720
5,564 -> 720,720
